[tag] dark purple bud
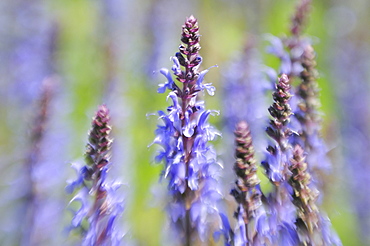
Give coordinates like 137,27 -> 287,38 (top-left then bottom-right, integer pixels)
175,52 -> 187,66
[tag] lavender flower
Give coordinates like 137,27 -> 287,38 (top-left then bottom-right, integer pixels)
230,120 -> 268,245
289,144 -> 341,245
67,105 -> 124,246
153,16 -> 223,245
261,74 -> 298,245
289,144 -> 319,244
0,4 -> 59,242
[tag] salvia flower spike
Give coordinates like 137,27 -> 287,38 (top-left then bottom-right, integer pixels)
262,74 -> 298,245
231,120 -> 268,245
289,144 -> 341,245
289,144 -> 319,244
67,105 -> 124,246
293,44 -> 332,177
154,15 -> 222,245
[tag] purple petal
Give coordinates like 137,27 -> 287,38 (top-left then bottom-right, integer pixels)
70,187 -> 90,227
158,68 -> 174,93
168,202 -> 186,222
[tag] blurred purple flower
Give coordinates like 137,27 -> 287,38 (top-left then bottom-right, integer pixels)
331,39 -> 370,245
289,144 -> 340,245
222,39 -> 272,154
230,120 -> 269,245
67,105 -> 124,245
4,1 -> 58,104
292,44 -> 332,181
20,78 -> 54,246
0,5 -> 60,243
290,0 -> 312,38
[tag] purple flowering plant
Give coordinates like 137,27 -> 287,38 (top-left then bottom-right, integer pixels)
61,4 -> 341,246
230,120 -> 267,245
224,1 -> 342,245
153,15 -> 224,245
228,72 -> 340,245
2,0 -> 358,245
67,105 -> 124,246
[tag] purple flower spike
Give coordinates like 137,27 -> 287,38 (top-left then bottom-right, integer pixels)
67,105 -> 124,245
261,74 -> 298,245
153,16 -> 223,245
289,145 -> 319,242
289,144 -> 341,245
230,121 -> 269,245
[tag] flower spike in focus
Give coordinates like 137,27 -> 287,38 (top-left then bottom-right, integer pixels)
153,16 -> 222,246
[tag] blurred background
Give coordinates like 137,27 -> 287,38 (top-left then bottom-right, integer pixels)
0,0 -> 369,245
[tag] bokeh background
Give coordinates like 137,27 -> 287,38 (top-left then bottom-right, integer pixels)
0,0 -> 369,245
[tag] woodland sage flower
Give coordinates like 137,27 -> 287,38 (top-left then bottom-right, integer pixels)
261,74 -> 298,245
67,105 -> 124,246
153,15 -> 223,245
231,120 -> 269,246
